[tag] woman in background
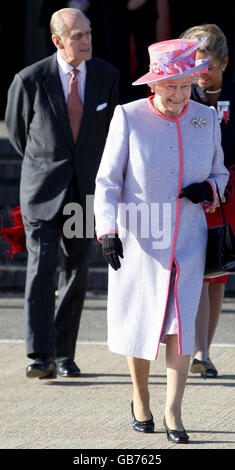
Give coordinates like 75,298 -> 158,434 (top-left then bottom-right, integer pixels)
181,24 -> 235,378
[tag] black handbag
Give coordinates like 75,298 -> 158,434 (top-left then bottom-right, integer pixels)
204,184 -> 235,278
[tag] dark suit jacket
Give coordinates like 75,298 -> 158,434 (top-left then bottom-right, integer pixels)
5,53 -> 119,219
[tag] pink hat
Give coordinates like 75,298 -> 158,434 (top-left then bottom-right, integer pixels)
132,38 -> 209,86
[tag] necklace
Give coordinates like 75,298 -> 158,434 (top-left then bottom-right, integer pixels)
205,88 -> 222,94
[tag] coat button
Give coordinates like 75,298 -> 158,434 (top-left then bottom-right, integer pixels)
167,122 -> 175,127
169,145 -> 178,150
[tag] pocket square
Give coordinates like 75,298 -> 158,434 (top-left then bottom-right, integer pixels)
96,102 -> 108,111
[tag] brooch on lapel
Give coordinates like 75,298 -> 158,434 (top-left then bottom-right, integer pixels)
192,117 -> 206,128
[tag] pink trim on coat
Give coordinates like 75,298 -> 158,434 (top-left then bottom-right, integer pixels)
153,105 -> 184,359
148,96 -> 189,121
173,257 -> 182,354
97,230 -> 119,243
156,271 -> 172,359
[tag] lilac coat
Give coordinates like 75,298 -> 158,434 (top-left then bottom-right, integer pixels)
94,98 -> 229,360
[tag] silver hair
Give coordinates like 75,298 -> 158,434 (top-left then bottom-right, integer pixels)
50,8 -> 90,37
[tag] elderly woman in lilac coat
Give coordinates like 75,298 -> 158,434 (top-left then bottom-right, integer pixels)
94,38 -> 229,443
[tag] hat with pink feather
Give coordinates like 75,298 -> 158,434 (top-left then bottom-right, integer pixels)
132,38 -> 209,86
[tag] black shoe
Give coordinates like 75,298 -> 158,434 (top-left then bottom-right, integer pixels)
190,358 -> 208,378
131,401 -> 154,433
163,417 -> 189,444
202,357 -> 218,378
204,368 -> 218,378
56,359 -> 81,377
26,356 -> 57,379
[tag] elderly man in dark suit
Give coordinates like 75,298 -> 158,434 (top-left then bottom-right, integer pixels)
5,8 -> 119,379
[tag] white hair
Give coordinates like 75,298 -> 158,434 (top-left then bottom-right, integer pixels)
50,8 -> 90,37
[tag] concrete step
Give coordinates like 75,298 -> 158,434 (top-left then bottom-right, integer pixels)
0,251 -> 234,293
225,276 -> 235,295
0,138 -> 21,210
0,138 -> 20,159
0,159 -> 21,179
0,185 -> 20,206
0,262 -> 108,293
0,234 -> 107,292
0,129 -> 106,292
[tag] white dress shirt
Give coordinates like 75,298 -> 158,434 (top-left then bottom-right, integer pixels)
57,51 -> 87,104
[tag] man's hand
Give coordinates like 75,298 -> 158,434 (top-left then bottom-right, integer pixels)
102,234 -> 123,271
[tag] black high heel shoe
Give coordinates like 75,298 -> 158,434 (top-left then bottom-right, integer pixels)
190,358 -> 208,379
203,357 -> 218,378
131,401 -> 154,433
163,417 -> 189,444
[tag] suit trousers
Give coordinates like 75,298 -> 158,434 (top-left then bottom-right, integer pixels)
23,177 -> 92,360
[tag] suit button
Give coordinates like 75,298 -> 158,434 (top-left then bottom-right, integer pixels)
169,145 -> 177,151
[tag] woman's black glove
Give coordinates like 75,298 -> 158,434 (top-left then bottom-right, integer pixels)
179,182 -> 213,204
102,234 -> 123,271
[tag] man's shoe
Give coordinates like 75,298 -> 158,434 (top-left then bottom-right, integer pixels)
26,356 -> 57,379
57,359 -> 81,377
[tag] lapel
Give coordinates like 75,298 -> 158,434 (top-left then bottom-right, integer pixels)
42,53 -> 74,149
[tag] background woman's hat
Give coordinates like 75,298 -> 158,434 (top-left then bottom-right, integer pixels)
132,38 -> 209,86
